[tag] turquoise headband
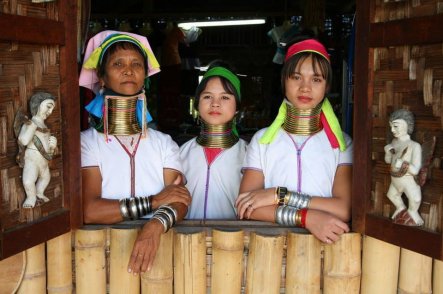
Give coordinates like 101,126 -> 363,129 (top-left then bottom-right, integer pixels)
202,67 -> 241,100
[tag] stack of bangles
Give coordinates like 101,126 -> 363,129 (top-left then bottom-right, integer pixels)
119,197 -> 178,233
274,187 -> 311,228
152,205 -> 178,233
119,196 -> 153,220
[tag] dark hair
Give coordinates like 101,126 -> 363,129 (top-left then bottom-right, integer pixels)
29,92 -> 55,116
194,60 -> 240,109
389,109 -> 415,134
281,52 -> 332,95
96,42 -> 148,78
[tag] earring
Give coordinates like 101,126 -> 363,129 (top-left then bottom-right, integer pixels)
99,85 -> 105,95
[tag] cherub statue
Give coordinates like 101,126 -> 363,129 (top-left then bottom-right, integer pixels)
384,109 -> 423,226
14,92 -> 57,208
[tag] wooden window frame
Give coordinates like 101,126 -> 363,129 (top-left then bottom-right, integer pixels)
0,0 -> 82,259
352,0 -> 443,260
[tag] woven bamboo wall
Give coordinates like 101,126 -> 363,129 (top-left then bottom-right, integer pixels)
374,0 -> 443,22
0,1 -> 64,228
370,0 -> 443,232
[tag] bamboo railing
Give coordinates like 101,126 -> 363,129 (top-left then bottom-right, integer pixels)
2,221 -> 443,293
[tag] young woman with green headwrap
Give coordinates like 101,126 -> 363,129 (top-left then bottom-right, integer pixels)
235,39 -> 353,244
179,61 -> 247,219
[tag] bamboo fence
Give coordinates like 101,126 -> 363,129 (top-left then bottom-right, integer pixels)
3,227 -> 443,293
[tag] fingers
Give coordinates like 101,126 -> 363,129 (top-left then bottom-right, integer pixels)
235,192 -> 250,206
128,248 -> 144,274
237,199 -> 253,219
245,203 -> 254,219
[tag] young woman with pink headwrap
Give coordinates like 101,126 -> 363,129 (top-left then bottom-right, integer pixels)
79,31 -> 191,274
236,39 -> 353,244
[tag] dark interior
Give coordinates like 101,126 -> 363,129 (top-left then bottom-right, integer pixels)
84,0 -> 356,142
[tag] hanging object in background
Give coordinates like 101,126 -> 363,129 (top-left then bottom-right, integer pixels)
118,19 -> 132,32
138,21 -> 153,36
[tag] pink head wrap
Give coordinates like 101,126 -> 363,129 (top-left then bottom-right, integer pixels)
284,39 -> 330,63
78,30 -> 160,94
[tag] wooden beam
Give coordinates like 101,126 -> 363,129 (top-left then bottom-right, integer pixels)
369,14 -> 443,47
365,214 -> 442,260
1,211 -> 70,259
59,0 -> 82,229
0,13 -> 64,45
352,0 -> 372,234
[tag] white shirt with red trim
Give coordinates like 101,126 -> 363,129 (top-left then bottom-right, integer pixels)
243,128 -> 353,197
179,138 -> 247,219
81,127 -> 183,199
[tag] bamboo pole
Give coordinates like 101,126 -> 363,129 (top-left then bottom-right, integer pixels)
398,248 -> 432,294
0,252 -> 26,294
174,231 -> 207,294
211,229 -> 244,294
141,230 -> 174,294
47,232 -> 73,294
245,232 -> 284,294
285,232 -> 321,294
17,243 -> 46,294
434,259 -> 443,294
110,228 -> 139,294
361,236 -> 400,294
75,229 -> 107,294
323,233 -> 361,294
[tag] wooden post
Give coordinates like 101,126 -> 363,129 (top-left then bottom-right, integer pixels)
17,243 -> 46,294
361,236 -> 400,294
0,252 -> 26,294
174,231 -> 207,294
285,232 -> 321,294
245,232 -> 284,294
434,259 -> 443,294
398,248 -> 432,294
211,229 -> 244,294
323,233 -> 361,294
110,228 -> 140,294
141,230 -> 174,294
47,232 -> 73,294
75,229 -> 107,294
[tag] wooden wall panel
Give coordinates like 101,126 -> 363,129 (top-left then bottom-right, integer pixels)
0,0 -> 81,259
354,0 -> 443,259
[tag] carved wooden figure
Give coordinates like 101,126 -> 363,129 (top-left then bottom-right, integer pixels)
14,92 -> 57,208
384,109 -> 423,226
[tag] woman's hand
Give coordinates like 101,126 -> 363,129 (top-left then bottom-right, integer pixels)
235,188 -> 276,219
127,219 -> 164,274
305,209 -> 350,244
151,176 -> 191,209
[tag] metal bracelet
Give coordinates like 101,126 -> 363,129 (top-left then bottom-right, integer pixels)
275,206 -> 298,226
128,198 -> 139,220
134,197 -> 144,216
159,205 -> 178,225
152,215 -> 168,233
286,191 -> 311,209
119,198 -> 131,220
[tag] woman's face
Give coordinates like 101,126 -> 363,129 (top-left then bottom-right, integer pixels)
284,55 -> 327,110
100,47 -> 145,96
37,99 -> 55,119
198,77 -> 237,125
